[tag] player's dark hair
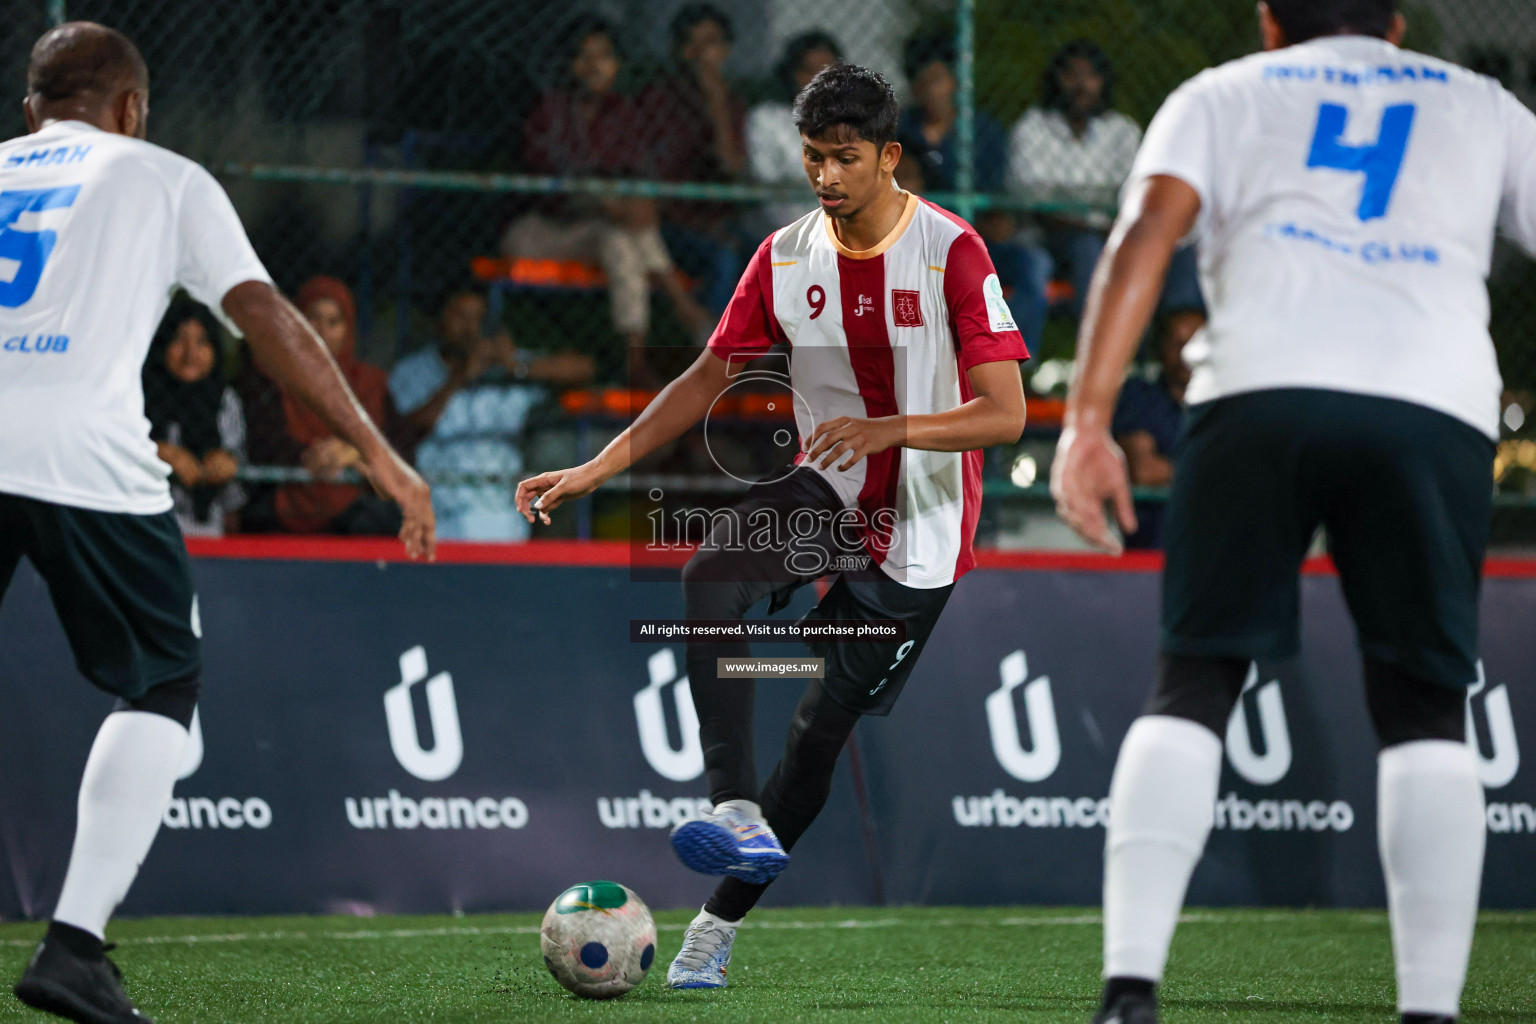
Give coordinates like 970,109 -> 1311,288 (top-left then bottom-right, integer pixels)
776,30 -> 842,98
670,3 -> 733,53
1265,0 -> 1399,43
793,63 -> 899,149
1040,38 -> 1115,115
28,21 -> 148,102
903,33 -> 955,85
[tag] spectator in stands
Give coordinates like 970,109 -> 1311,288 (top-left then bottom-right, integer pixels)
897,31 -> 1047,346
1007,40 -> 1141,320
143,303 -> 245,537
259,276 -> 405,536
391,288 -> 593,542
1112,307 -> 1206,550
898,33 -> 1007,193
639,4 -> 748,319
745,30 -> 842,236
501,15 -> 710,348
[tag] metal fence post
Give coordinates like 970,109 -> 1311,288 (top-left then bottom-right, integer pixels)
954,0 -> 977,222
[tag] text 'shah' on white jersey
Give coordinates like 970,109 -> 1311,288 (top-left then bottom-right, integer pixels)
0,120 -> 271,514
709,191 -> 1030,588
1130,35 -> 1536,439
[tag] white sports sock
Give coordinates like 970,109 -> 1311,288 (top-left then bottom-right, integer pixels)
715,798 -> 763,821
1378,740 -> 1485,1017
1103,715 -> 1223,982
693,905 -> 741,930
53,711 -> 189,939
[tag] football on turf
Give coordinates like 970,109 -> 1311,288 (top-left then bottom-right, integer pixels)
539,880 -> 657,998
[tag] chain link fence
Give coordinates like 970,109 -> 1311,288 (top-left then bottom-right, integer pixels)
14,0 -> 1536,546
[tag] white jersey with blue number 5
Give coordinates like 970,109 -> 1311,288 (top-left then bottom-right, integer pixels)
1127,35 -> 1536,439
0,120 -> 271,513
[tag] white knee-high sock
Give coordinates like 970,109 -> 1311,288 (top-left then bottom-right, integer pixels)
1103,715 -> 1223,982
52,711 -> 189,939
1378,740 -> 1485,1017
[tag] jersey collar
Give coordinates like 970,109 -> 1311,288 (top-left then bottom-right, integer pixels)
823,190 -> 918,260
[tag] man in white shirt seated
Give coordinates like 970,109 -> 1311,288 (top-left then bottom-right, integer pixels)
1006,39 -> 1142,319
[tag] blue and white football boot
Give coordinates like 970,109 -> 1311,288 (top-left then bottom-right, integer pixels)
669,800 -> 789,884
666,910 -> 737,989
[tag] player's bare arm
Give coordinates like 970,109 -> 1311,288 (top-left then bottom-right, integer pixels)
222,280 -> 436,560
1051,173 -> 1199,554
516,346 -> 735,524
806,359 -> 1027,471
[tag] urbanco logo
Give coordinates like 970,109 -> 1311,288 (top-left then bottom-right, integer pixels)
1467,660 -> 1519,790
349,647 -> 526,831
634,649 -> 703,782
1225,663 -> 1291,786
985,650 -> 1060,783
384,646 -> 464,782
162,708 -> 273,831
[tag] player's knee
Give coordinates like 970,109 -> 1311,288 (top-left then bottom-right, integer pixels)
118,672 -> 202,730
1364,658 -> 1465,748
1143,653 -> 1248,738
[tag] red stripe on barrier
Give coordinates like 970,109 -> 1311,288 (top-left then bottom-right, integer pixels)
181,537 -> 1536,577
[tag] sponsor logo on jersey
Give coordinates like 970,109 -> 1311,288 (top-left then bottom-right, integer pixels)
891,289 -> 924,327
853,293 -> 876,317
2,335 -> 69,353
982,274 -> 1017,332
350,646 -> 527,830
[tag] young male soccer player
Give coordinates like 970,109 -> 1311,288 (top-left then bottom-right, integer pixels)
516,63 -> 1029,989
0,23 -> 434,1024
1051,2 -> 1536,1022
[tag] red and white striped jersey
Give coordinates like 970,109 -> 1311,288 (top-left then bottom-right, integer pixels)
708,192 -> 1029,588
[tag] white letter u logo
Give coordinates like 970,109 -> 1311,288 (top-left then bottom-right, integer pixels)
384,646 -> 464,782
986,650 -> 1060,783
634,649 -> 704,782
1225,663 -> 1291,786
1466,661 -> 1519,789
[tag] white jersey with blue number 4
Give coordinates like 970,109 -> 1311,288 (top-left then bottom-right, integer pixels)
1128,35 -> 1536,439
0,120 -> 271,513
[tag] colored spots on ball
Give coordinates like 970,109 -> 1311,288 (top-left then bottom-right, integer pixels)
640,944 -> 655,971
580,942 -> 609,969
555,880 -> 629,915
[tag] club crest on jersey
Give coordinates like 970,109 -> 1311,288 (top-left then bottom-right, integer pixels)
892,289 -> 924,327
853,293 -> 876,317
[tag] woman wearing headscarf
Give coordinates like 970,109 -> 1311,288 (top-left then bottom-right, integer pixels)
273,275 -> 403,535
143,302 -> 246,537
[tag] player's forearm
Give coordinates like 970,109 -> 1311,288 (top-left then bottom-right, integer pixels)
1066,222 -> 1177,432
1067,177 -> 1197,433
223,281 -> 391,463
901,395 -> 1027,452
589,357 -> 722,480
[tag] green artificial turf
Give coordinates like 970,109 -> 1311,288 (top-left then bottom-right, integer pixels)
0,907 -> 1530,1023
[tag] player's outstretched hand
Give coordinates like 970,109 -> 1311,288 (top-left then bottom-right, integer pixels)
366,446 -> 436,561
516,463 -> 606,526
806,416 -> 901,472
1050,425 -> 1137,555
